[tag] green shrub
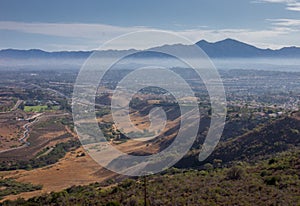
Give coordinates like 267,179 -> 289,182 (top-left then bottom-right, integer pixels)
264,176 -> 281,186
260,170 -> 268,177
204,163 -> 214,171
106,201 -> 120,206
268,158 -> 277,165
226,166 -> 245,180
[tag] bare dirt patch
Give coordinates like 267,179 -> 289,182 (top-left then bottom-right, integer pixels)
0,110 -> 27,150
0,147 -> 116,202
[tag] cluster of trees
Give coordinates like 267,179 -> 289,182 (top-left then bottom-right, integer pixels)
0,140 -> 80,171
0,178 -> 42,200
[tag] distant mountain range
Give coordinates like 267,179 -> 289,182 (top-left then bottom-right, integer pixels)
1,38 -> 300,59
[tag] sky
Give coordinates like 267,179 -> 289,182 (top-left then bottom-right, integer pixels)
0,0 -> 300,51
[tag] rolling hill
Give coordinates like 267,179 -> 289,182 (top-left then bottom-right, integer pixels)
176,112 -> 300,168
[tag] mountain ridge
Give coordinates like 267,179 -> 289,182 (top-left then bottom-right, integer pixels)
1,38 -> 300,58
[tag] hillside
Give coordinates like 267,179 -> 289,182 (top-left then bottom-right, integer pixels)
3,149 -> 299,205
176,112 -> 300,168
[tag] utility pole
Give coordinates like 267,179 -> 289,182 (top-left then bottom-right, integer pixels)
144,175 -> 147,206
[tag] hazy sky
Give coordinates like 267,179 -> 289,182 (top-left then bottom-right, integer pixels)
0,0 -> 300,50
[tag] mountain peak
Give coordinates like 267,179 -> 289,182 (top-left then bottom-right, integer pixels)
196,39 -> 210,44
219,38 -> 240,43
195,38 -> 266,57
215,38 -> 256,47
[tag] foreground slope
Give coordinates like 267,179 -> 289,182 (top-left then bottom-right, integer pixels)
3,149 -> 299,205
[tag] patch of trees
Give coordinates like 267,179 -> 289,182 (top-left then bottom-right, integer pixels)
0,140 -> 81,171
0,178 -> 42,200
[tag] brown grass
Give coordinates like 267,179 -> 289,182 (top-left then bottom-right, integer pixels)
1,147 -> 116,202
0,111 -> 27,150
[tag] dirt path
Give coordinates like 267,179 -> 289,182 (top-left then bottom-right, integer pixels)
0,100 -> 23,114
0,113 -> 43,154
65,125 -> 77,138
0,112 -> 71,157
11,100 -> 23,111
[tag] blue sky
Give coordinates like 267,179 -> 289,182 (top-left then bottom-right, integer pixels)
0,0 -> 300,50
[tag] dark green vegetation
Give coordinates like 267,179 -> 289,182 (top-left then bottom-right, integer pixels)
212,115 -> 300,162
0,140 -> 80,171
0,179 -> 42,200
176,114 -> 300,168
3,150 -> 299,205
